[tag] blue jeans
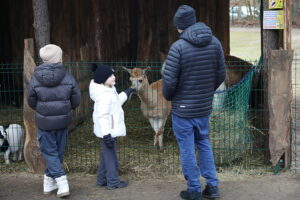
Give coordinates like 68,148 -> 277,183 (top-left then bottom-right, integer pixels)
172,114 -> 219,192
38,128 -> 68,179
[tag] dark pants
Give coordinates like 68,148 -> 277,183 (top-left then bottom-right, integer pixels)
172,114 -> 219,192
97,138 -> 121,187
38,128 -> 68,179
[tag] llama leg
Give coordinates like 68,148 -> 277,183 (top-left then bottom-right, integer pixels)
149,118 -> 164,149
158,133 -> 163,151
158,119 -> 167,151
154,134 -> 159,147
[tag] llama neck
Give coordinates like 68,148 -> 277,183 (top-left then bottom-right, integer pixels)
138,79 -> 152,104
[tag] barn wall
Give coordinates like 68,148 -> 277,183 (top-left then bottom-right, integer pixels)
1,0 -> 229,63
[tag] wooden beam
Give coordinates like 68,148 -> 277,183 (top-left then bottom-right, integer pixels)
216,0 -> 230,55
283,0 -> 292,168
23,38 -> 46,174
262,0 -> 280,161
262,0 -> 293,168
284,0 -> 292,50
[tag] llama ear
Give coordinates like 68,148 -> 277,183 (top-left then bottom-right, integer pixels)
143,66 -> 151,75
122,66 -> 132,74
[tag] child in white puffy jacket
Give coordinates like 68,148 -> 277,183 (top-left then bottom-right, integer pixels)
89,64 -> 135,190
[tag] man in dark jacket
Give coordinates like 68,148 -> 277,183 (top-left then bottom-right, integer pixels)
163,5 -> 225,200
27,44 -> 81,198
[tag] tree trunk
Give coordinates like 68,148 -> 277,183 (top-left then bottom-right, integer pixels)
23,38 -> 46,174
247,0 -> 253,18
32,0 -> 50,55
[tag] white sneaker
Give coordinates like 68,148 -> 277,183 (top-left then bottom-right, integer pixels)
55,175 -> 70,198
43,175 -> 58,195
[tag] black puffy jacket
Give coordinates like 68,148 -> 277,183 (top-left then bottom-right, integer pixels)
163,22 -> 225,118
27,63 -> 81,130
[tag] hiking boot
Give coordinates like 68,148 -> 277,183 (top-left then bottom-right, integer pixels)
96,182 -> 107,187
107,181 -> 128,190
202,185 -> 220,199
180,190 -> 202,200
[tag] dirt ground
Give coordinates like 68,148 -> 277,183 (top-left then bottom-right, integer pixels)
1,171 -> 300,200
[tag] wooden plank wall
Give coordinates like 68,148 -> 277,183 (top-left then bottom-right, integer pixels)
2,0 -> 229,63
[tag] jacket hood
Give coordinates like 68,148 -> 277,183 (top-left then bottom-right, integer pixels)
180,22 -> 212,47
34,63 -> 66,87
89,80 -> 115,102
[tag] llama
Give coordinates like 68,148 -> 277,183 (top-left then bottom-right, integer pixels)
123,67 -> 171,150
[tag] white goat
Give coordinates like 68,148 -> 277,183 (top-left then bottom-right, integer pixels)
0,124 -> 24,164
123,67 -> 171,150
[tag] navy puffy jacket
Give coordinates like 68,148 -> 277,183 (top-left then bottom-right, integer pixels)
163,22 -> 225,118
27,63 -> 81,130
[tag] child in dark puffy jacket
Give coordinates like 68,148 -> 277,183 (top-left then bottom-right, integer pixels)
89,63 -> 135,190
27,44 -> 81,198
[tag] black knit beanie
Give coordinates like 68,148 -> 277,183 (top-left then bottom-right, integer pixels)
173,5 -> 196,30
92,63 -> 114,84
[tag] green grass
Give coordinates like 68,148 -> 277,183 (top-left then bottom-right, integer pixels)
230,27 -> 300,60
230,28 -> 261,60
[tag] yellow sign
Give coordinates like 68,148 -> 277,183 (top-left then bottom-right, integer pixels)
263,10 -> 284,29
269,0 -> 284,9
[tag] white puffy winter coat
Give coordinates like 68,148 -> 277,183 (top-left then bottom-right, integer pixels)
89,80 -> 128,138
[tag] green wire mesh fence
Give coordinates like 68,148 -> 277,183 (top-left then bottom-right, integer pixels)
0,59 -> 273,176
211,67 -> 255,165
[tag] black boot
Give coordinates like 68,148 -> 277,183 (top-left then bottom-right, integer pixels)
180,190 -> 202,200
202,185 -> 220,199
107,181 -> 128,190
96,182 -> 107,187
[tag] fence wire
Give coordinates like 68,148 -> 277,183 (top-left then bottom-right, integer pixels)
0,59 -> 277,175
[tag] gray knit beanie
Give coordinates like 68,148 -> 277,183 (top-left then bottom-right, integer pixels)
39,44 -> 63,64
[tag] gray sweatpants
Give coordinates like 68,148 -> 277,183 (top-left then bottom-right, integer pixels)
96,138 -> 121,187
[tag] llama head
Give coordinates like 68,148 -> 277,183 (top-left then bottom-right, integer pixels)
123,66 -> 150,92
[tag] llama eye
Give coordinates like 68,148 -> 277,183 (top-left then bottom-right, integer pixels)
138,80 -> 143,83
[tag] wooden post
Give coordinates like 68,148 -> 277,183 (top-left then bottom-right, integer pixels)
216,0 -> 230,55
262,0 -> 293,168
268,50 -> 293,166
262,0 -> 280,161
23,38 -> 46,173
283,0 -> 292,168
284,0 -> 292,50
